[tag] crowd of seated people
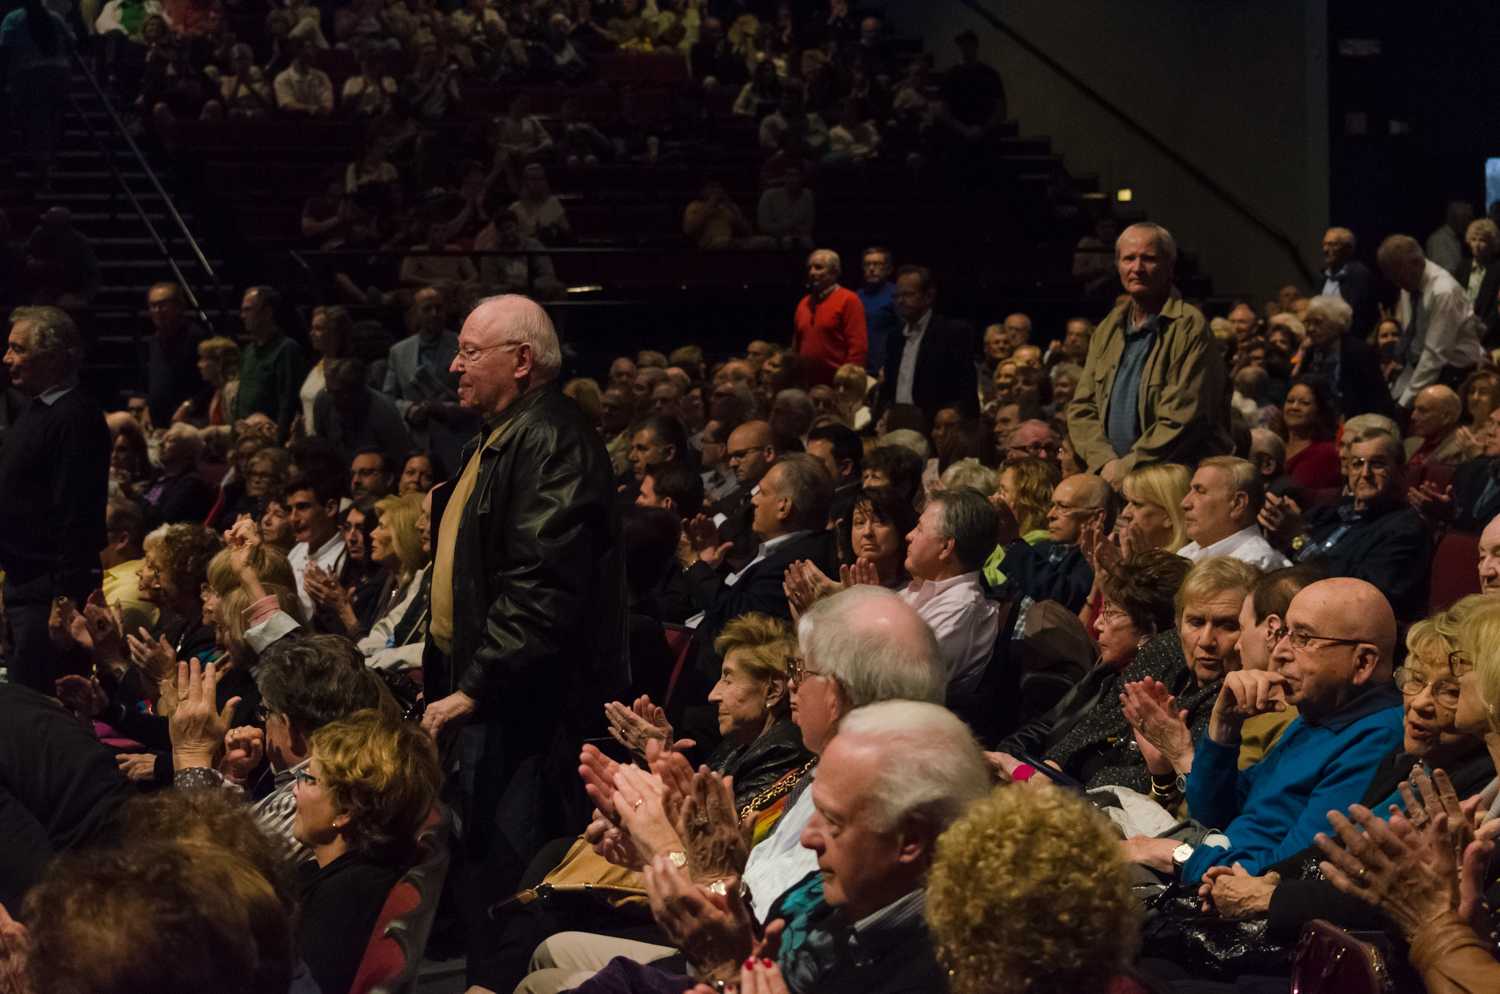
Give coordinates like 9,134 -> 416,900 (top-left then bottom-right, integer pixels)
14,185 -> 1500,994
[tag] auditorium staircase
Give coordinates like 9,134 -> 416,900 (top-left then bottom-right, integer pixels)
3,36 -> 1232,395
1,59 -> 231,403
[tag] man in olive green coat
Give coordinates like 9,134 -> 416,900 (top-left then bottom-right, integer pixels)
1067,222 -> 1231,486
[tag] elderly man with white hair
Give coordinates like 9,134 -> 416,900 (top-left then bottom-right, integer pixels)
419,294 -> 629,994
1376,234 -> 1484,408
1067,222 -> 1231,485
793,247 -> 868,387
140,421 -> 215,528
520,585 -> 950,994
1249,428 -> 1289,489
1295,293 -> 1394,418
1261,428 -> 1433,620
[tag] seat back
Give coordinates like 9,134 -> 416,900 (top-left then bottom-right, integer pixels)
349,805 -> 453,994
661,623 -> 695,708
1428,530 -> 1482,613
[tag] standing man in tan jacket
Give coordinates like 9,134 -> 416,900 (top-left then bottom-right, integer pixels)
1067,222 -> 1231,486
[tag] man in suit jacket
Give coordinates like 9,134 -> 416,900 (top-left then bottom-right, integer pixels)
1454,219 -> 1500,346
1067,223 -> 1231,486
1318,227 -> 1380,338
382,288 -> 474,472
683,454 -> 837,696
877,264 -> 979,421
1300,294 -> 1395,419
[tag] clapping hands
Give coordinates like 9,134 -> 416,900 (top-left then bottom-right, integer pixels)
604,695 -> 694,760
1120,677 -> 1194,775
685,514 -> 732,568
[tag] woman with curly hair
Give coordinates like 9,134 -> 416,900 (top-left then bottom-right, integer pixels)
293,708 -> 442,994
927,784 -> 1140,994
137,522 -> 223,661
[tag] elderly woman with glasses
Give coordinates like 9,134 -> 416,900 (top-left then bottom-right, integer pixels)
1184,596 -> 1494,955
1300,596 -> 1500,994
991,554 -> 1252,799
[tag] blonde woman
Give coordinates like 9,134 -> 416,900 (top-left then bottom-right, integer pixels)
983,456 -> 1058,587
832,362 -> 872,430
355,493 -> 430,671
307,493 -> 427,665
188,336 -> 241,426
1077,462 -> 1189,629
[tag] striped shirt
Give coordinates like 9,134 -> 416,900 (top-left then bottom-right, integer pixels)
174,759 -> 314,862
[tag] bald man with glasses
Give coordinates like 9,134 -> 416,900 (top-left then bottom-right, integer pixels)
1123,577 -> 1404,884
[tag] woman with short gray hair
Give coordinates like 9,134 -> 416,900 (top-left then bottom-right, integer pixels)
1295,294 -> 1395,419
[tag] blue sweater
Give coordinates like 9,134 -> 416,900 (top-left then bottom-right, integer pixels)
1181,685 -> 1403,883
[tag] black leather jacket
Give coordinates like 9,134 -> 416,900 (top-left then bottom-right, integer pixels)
425,386 -> 629,737
710,716 -> 812,811
999,630 -> 1188,788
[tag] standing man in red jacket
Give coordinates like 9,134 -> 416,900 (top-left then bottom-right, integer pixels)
793,248 -> 867,386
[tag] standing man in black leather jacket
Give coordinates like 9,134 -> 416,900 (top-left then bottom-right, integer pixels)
420,294 -> 628,994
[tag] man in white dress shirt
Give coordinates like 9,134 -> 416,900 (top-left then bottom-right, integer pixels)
899,487 -> 1001,694
283,473 -> 347,619
1377,234 -> 1484,408
1178,456 -> 1289,571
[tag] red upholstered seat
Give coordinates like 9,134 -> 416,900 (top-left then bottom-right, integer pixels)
349,806 -> 452,994
1429,530 -> 1482,612
661,623 -> 694,708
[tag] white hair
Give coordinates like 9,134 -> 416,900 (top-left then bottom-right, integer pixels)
1249,427 -> 1286,466
1304,294 -> 1353,333
473,294 -> 562,384
939,458 -> 997,495
1116,222 -> 1178,269
878,428 -> 930,460
810,248 -> 842,276
1344,413 -> 1399,437
835,701 -> 991,834
163,422 -> 205,463
797,585 -> 945,709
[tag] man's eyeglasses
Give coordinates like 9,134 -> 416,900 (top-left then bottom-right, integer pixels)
455,340 -> 526,364
1347,456 -> 1393,474
1010,441 -> 1060,458
1267,626 -> 1372,651
787,655 -> 825,686
1394,667 -> 1462,709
